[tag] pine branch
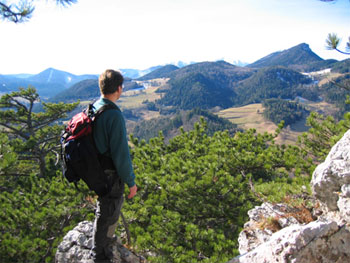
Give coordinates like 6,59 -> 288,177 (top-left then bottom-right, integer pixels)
335,48 -> 350,55
0,173 -> 30,176
9,97 -> 30,112
32,117 -> 64,130
56,0 -> 78,7
1,0 -> 77,23
0,2 -> 34,23
0,122 -> 30,139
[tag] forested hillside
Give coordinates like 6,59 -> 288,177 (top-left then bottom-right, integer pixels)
157,72 -> 236,109
137,65 -> 179,80
167,61 -> 254,82
154,64 -> 317,112
232,66 -> 316,106
50,78 -> 144,102
151,61 -> 254,110
50,79 -> 99,102
331,58 -> 350,73
131,108 -> 238,141
318,74 -> 350,118
262,98 -> 308,126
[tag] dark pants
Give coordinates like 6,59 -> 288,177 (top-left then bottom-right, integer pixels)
92,172 -> 125,259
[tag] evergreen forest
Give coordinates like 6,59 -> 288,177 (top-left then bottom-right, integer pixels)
1,85 -> 350,262
262,98 -> 308,126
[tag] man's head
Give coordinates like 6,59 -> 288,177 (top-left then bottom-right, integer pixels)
99,69 -> 124,95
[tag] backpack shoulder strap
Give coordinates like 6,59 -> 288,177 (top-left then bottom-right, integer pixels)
91,103 -> 118,159
94,103 -> 118,120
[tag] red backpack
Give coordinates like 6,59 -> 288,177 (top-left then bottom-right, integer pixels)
60,103 -> 117,196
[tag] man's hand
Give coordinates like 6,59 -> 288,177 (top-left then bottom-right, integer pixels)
128,185 -> 137,199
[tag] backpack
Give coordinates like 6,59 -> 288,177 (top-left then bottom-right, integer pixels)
60,103 -> 117,197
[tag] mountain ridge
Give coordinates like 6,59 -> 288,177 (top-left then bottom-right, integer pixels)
0,68 -> 98,97
247,43 -> 338,71
137,65 -> 179,80
0,43 -> 344,102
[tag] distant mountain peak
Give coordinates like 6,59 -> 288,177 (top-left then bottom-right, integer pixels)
246,43 -> 325,71
290,43 -> 315,54
296,42 -> 309,48
137,65 -> 179,81
0,68 -> 98,98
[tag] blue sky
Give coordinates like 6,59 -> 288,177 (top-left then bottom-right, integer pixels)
0,0 -> 349,75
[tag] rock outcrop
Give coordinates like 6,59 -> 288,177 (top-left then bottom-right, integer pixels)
229,130 -> 350,263
55,221 -> 143,263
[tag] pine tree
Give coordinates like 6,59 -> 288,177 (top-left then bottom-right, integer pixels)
121,119 -> 310,262
298,111 -> 350,163
0,87 -> 78,177
0,174 -> 95,263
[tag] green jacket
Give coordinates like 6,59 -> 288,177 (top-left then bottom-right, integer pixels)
93,98 -> 135,188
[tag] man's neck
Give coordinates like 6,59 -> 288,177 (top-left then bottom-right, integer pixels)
101,87 -> 121,102
102,94 -> 117,103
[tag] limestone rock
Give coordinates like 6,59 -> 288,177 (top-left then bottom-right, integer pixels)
238,202 -> 301,254
311,129 -> 350,212
229,129 -> 350,263
229,221 -> 350,263
55,221 -> 144,263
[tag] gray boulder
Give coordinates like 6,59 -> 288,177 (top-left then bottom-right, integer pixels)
55,221 -> 144,263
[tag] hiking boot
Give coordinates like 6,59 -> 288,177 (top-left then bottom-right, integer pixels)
94,260 -> 112,263
91,250 -> 113,263
93,253 -> 113,263
94,259 -> 112,263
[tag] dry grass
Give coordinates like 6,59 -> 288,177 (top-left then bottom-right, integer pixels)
217,104 -> 303,144
119,86 -> 163,109
281,197 -> 315,225
216,100 -> 340,145
217,104 -> 278,134
304,101 -> 339,117
317,72 -> 342,86
256,201 -> 314,233
285,206 -> 314,224
256,216 -> 283,232
118,83 -> 165,109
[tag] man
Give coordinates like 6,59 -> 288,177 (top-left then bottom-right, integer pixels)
91,69 -> 137,262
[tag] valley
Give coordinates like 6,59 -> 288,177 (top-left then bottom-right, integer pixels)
1,42 -> 349,145
117,77 -> 341,145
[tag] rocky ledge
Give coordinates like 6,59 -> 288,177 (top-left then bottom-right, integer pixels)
55,221 -> 144,263
229,130 -> 350,263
